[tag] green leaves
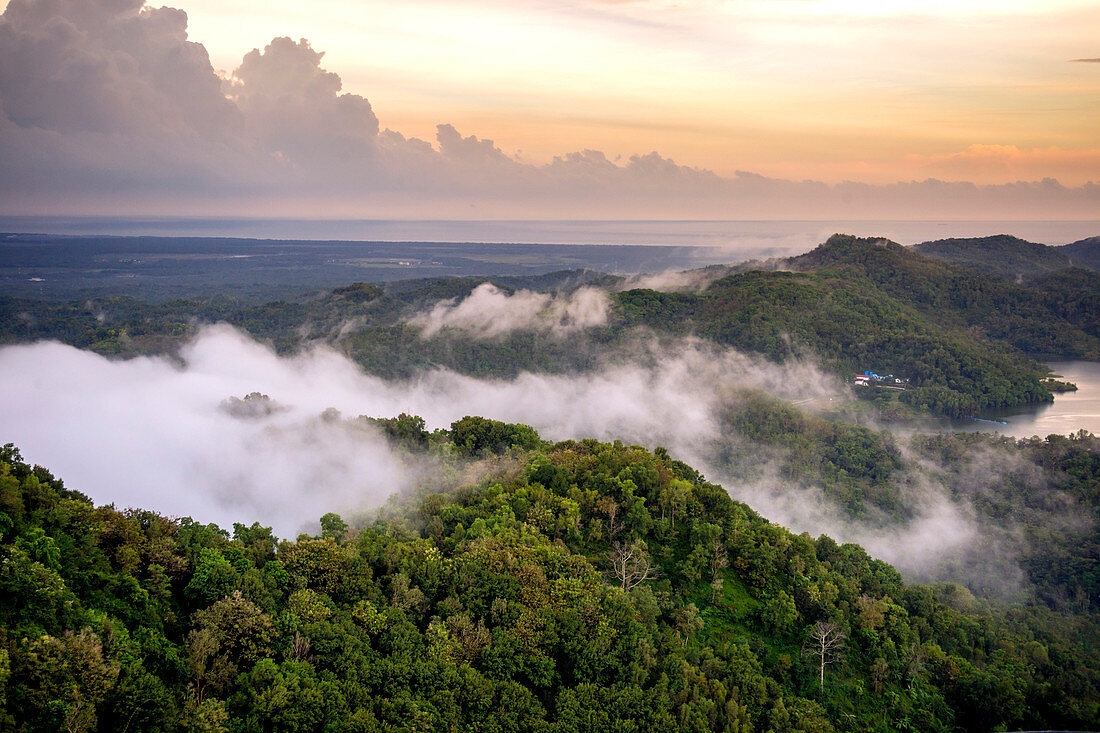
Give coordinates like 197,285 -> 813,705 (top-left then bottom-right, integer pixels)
185,548 -> 238,607
450,416 -> 544,457
0,434 -> 1097,732
15,528 -> 60,572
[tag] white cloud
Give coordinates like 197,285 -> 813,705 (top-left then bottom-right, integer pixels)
0,324 -> 1023,587
0,0 -> 1097,216
0,326 -> 831,536
409,283 -> 610,339
230,36 -> 380,172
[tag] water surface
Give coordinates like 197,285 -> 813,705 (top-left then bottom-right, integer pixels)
952,361 -> 1100,439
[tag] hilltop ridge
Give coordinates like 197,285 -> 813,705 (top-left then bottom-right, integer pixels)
1060,235 -> 1100,271
3,233 -> 1098,417
912,234 -> 1099,280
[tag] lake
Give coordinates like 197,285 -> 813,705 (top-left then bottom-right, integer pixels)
951,361 -> 1100,439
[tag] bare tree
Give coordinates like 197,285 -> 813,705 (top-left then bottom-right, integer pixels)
610,539 -> 656,591
802,621 -> 846,695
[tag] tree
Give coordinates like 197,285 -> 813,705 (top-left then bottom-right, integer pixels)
16,629 -> 119,733
609,539 -> 656,591
186,627 -> 233,705
709,533 -> 729,583
596,496 -> 621,541
188,590 -> 275,695
366,412 -> 430,450
319,513 -> 348,544
184,548 -> 238,606
802,621 -> 846,696
15,528 -> 60,571
449,416 -> 541,456
761,590 -> 799,634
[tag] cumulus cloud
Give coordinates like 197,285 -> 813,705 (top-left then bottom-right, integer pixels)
0,0 -> 234,137
229,37 -> 380,172
408,283 -> 610,338
0,0 -> 1097,217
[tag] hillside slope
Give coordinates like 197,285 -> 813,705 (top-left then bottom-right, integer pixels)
1,424 -> 1097,732
620,235 -> 1100,414
912,235 -> 1075,280
1059,236 -> 1100,271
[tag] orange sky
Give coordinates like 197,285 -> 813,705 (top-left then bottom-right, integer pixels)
170,0 -> 1100,185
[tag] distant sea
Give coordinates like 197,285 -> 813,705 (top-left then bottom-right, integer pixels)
1,218 -> 1096,260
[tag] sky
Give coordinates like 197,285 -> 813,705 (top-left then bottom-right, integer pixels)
0,0 -> 1098,218
175,0 -> 1100,184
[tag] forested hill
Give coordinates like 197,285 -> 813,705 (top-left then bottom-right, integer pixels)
912,235 -> 1077,280
1,421 -> 1098,732
777,235 -> 1100,361
1060,236 -> 1100,271
787,235 -> 1100,364
620,235 -> 1100,415
2,234 -> 1099,417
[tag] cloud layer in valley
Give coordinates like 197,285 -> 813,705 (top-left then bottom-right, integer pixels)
0,326 -> 831,539
0,323 -> 1078,596
0,0 -> 1097,218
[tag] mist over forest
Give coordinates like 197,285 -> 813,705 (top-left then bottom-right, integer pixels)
2,0 -> 1098,726
1,230 -> 1098,731
3,232 -> 1098,590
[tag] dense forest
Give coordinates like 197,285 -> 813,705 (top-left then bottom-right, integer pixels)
912,235 -> 1085,280
1,416 -> 1098,732
2,233 -> 1098,730
1059,236 -> 1100,272
913,234 -> 1099,280
3,235 -> 1096,418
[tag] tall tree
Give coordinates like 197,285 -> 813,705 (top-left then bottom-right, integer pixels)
802,621 -> 846,696
609,539 -> 656,591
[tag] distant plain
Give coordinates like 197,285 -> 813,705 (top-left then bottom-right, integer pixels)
4,218 -> 1099,301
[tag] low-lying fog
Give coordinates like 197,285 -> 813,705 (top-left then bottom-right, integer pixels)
0,325 -> 1079,593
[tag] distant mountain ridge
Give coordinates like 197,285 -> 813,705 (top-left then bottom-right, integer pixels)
615,233 -> 1100,414
912,234 -> 1099,280
4,233 -> 1099,418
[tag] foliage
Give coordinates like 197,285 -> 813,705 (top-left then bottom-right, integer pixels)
913,235 -> 1076,280
2,234 -> 1097,418
619,236 -> 1100,416
0,426 -> 1097,732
